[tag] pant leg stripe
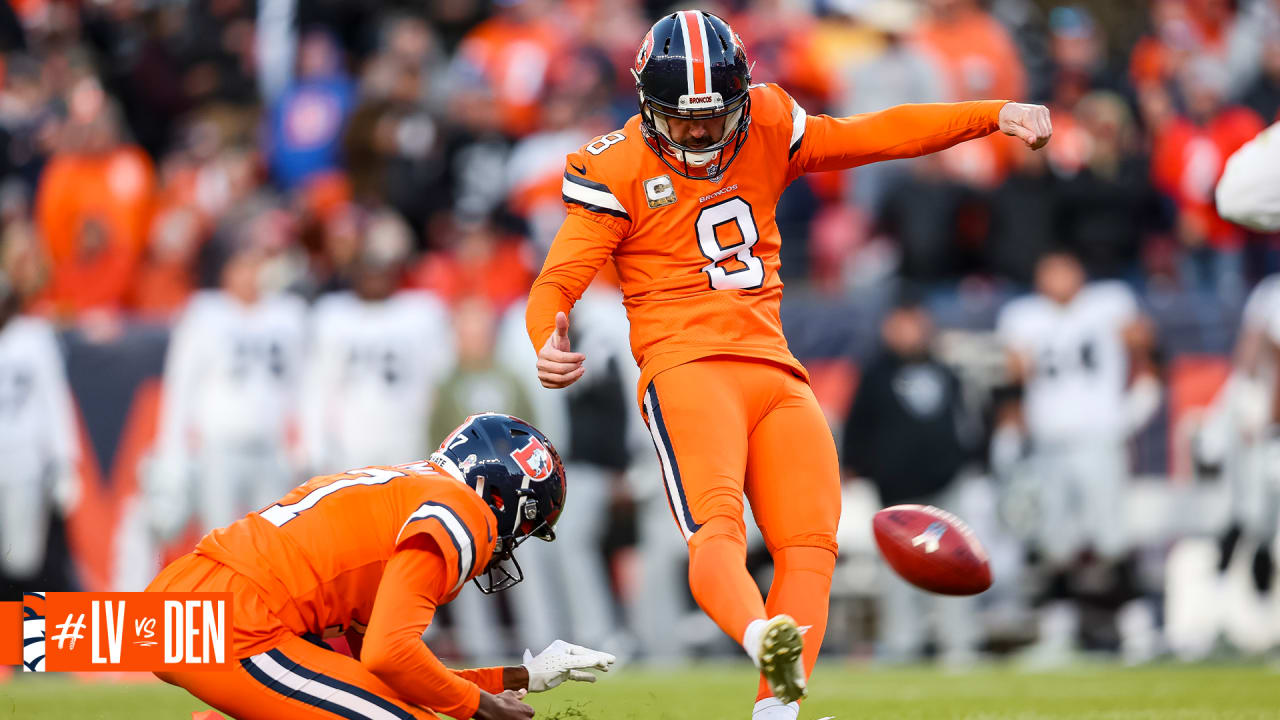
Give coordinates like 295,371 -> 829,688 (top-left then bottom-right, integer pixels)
644,382 -> 702,539
240,649 -> 413,720
266,649 -> 418,720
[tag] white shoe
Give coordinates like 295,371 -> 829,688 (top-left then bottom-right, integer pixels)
1118,599 -> 1160,666
755,615 -> 807,705
751,698 -> 798,719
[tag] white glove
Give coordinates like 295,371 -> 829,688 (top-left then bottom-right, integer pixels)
521,639 -> 616,693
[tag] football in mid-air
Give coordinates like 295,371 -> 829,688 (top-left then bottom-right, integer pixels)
872,504 -> 992,596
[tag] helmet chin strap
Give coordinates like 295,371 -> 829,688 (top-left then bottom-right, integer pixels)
511,475 -> 532,537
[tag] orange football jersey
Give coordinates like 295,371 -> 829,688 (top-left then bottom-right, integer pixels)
192,461 -> 497,641
528,83 -> 1007,398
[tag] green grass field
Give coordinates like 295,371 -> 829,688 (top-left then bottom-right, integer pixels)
3,663 -> 1279,719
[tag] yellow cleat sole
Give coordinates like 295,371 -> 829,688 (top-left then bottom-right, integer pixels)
760,615 -> 807,705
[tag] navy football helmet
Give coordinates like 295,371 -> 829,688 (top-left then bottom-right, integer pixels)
633,10 -> 752,180
432,412 -> 567,594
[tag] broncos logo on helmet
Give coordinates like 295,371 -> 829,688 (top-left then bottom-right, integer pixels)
510,436 -> 554,481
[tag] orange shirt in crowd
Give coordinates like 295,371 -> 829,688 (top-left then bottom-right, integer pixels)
34,146 -> 156,316
913,8 -> 1026,187
408,240 -> 534,310
1151,106 -> 1266,249
455,15 -> 566,137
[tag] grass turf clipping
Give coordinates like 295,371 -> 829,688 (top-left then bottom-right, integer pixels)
2,664 -> 1280,719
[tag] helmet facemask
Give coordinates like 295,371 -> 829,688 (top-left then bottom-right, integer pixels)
473,486 -> 558,595
636,73 -> 751,181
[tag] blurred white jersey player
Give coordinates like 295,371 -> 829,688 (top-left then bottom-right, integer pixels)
1190,274 -> 1280,654
301,213 -> 453,472
0,272 -> 79,582
995,249 -> 1158,660
1164,123 -> 1280,658
150,225 -> 306,537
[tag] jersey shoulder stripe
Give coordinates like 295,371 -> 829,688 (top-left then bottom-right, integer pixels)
398,501 -> 476,594
789,98 -> 807,158
562,170 -> 629,220
745,83 -> 807,158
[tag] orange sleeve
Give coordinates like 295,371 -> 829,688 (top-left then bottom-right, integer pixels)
789,100 -> 1008,179
362,535 -> 502,719
452,667 -> 506,694
526,208 -> 625,351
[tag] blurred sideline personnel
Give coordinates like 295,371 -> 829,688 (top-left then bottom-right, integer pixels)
0,266 -> 80,594
526,9 -> 1051,717
1192,119 -> 1280,653
148,413 -> 615,720
147,203 -> 306,538
841,295 -> 981,665
1193,272 -> 1280,655
994,250 -> 1160,664
301,212 -> 453,473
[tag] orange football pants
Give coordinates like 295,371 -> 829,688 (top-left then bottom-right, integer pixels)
641,357 -> 840,699
150,553 -> 437,720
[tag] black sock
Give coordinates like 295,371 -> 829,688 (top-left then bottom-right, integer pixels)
1219,524 -> 1243,573
1253,545 -> 1274,595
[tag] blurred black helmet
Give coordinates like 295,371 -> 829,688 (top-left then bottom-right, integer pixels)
432,412 -> 566,593
633,10 -> 752,180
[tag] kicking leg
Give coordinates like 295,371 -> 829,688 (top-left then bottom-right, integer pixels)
744,373 -> 840,710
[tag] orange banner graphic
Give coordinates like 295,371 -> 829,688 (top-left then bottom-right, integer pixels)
36,593 -> 232,672
0,602 -> 20,666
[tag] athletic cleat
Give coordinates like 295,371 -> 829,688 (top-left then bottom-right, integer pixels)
758,615 -> 807,704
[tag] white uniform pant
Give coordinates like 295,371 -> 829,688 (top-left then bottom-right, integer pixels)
1032,441 -> 1129,566
877,480 -> 983,662
1229,437 -> 1280,544
195,445 -> 296,533
0,451 -> 49,578
539,462 -> 616,646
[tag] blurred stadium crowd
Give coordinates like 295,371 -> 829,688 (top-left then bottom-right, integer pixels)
3,0 -> 1280,671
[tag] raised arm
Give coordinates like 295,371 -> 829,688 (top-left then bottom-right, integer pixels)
790,100 -> 1051,177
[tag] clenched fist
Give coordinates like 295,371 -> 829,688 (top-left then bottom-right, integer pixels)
998,102 -> 1053,150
